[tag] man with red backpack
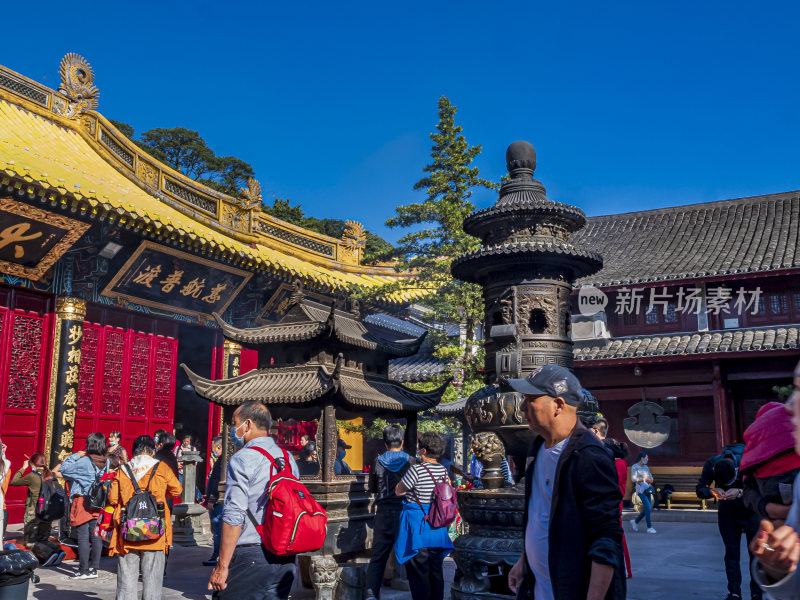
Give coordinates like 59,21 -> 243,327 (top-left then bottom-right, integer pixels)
208,401 -> 300,600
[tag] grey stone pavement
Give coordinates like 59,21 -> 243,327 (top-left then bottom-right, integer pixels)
15,514 -> 753,599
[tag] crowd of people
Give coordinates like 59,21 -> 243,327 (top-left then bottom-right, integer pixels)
0,429 -> 205,597
0,360 -> 799,599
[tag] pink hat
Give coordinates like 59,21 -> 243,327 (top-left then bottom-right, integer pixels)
740,402 -> 795,472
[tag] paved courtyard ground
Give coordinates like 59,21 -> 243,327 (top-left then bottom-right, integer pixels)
19,517 -> 753,599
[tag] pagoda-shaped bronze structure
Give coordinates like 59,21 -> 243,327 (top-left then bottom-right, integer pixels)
183,282 -> 447,599
448,141 -> 602,599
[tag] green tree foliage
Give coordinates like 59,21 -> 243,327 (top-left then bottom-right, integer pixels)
262,197 -> 394,265
109,119 -> 135,139
363,232 -> 394,264
106,122 -> 255,196
773,385 -> 793,401
198,155 -> 256,196
363,95 -> 498,395
139,127 -> 214,180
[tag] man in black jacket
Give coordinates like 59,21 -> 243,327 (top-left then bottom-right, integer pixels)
696,444 -> 762,600
507,365 -> 625,600
366,425 -> 413,600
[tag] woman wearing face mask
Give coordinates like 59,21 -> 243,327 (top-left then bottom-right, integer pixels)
107,431 -> 128,465
631,451 -> 657,534
0,438 -> 10,544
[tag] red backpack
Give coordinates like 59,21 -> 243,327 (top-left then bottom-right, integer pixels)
246,446 -> 327,555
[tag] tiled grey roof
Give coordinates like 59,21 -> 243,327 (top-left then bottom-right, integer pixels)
363,313 -> 428,337
389,356 -> 447,382
301,301 -> 426,356
213,300 -> 426,358
573,191 -> 800,287
433,396 -> 468,416
574,325 -> 800,362
180,361 -> 445,412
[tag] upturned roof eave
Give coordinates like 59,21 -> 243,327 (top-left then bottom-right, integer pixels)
181,361 -> 448,414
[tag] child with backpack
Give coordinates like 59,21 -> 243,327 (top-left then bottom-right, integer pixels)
108,435 -> 182,600
93,454 -> 123,544
9,453 -> 66,565
59,432 -> 109,579
394,432 -> 456,600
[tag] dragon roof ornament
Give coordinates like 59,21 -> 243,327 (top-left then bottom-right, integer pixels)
53,53 -> 99,118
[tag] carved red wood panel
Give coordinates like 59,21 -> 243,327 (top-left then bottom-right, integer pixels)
6,313 -> 45,410
127,334 -> 151,417
73,323 -> 176,453
152,338 -> 176,420
0,288 -> 55,524
101,328 -> 125,415
77,324 -> 99,414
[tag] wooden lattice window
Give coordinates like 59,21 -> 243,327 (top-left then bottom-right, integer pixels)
127,335 -> 151,417
101,329 -> 125,415
152,338 -> 176,419
6,314 -> 45,410
77,324 -> 99,414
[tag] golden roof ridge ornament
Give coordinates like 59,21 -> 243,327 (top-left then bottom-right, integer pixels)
222,177 -> 262,231
342,220 -> 366,248
340,220 -> 366,265
239,178 -> 262,210
53,53 -> 99,118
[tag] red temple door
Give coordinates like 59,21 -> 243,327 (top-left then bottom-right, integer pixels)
0,288 -> 55,522
75,323 -> 177,454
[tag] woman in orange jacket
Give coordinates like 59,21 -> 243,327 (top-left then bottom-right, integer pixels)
108,435 -> 182,600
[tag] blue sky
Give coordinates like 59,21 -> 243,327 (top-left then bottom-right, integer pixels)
2,2 -> 798,243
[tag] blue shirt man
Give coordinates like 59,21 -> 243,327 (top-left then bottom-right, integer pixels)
208,401 -> 299,600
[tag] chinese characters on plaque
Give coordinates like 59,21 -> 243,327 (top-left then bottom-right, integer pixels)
0,198 -> 90,280
102,241 -> 252,318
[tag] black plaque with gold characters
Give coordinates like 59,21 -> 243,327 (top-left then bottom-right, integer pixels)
0,198 -> 90,281
46,298 -> 86,466
101,241 -> 252,318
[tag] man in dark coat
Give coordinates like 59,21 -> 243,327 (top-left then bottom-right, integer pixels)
365,425 -> 413,600
507,365 -> 625,600
696,444 -> 762,600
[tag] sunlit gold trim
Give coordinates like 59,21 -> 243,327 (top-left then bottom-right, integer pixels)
0,198 -> 90,281
55,297 -> 86,320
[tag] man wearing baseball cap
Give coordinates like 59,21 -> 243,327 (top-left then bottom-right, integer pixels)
506,365 -> 625,600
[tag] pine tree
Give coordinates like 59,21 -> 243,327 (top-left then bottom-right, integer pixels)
369,95 -> 497,390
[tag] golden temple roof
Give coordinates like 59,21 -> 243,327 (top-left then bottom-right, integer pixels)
0,56 -> 414,301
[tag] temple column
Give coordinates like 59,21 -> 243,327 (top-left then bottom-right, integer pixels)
321,403 -> 337,482
45,297 -> 86,466
712,360 -> 734,450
